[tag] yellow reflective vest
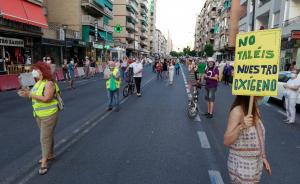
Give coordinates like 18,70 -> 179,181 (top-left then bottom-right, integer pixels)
31,80 -> 59,118
106,68 -> 121,89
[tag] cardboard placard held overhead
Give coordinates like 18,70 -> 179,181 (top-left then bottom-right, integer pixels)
232,29 -> 281,96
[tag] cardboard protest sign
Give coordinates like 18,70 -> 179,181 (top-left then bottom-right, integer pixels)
232,29 -> 281,96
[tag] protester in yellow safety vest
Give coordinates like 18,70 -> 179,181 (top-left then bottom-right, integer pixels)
18,61 -> 59,175
104,61 -> 121,112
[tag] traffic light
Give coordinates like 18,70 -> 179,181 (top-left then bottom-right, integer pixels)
114,24 -> 123,33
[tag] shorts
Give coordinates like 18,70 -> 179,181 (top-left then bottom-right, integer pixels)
205,87 -> 217,102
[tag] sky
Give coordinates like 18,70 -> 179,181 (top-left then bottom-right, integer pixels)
156,0 -> 205,51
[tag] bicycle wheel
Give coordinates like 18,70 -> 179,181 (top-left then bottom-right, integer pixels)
187,102 -> 198,119
123,85 -> 129,97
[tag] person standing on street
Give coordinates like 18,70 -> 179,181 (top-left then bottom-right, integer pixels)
162,59 -> 168,80
18,61 -> 60,175
156,60 -> 163,80
130,59 -> 143,97
223,61 -> 233,85
283,70 -> 300,124
197,59 -> 206,84
67,59 -> 75,89
204,57 -> 219,118
224,96 -> 272,183
175,60 -> 180,75
84,56 -> 90,78
104,61 -> 121,111
188,60 -> 197,90
168,60 -> 175,85
62,59 -> 69,82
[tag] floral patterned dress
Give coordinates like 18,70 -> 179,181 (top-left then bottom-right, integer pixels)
228,121 -> 265,184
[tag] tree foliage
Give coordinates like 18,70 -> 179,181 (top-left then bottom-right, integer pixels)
203,44 -> 214,57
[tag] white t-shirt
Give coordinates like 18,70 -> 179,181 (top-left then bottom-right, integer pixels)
130,62 -> 143,78
286,78 -> 300,98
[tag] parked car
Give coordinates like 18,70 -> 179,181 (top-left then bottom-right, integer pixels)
271,71 -> 300,105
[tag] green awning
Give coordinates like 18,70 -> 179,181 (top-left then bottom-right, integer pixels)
82,25 -> 90,42
107,33 -> 113,41
99,31 -> 106,39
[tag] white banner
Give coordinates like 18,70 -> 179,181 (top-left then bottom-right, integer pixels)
0,37 -> 24,47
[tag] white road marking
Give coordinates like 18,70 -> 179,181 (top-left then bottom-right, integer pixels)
197,131 -> 211,149
208,170 -> 225,184
194,115 -> 201,122
277,110 -> 286,116
73,128 -> 80,134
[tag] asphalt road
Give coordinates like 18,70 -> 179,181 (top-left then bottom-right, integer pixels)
0,65 -> 300,184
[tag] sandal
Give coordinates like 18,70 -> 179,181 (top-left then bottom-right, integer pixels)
38,166 -> 48,175
38,157 -> 56,164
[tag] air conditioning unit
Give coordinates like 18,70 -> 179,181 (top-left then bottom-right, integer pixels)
74,32 -> 80,39
57,28 -> 65,41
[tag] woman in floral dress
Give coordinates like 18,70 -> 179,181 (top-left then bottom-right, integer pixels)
224,96 -> 272,183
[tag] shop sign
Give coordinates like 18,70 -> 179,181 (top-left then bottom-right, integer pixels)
291,30 -> 300,40
104,45 -> 110,49
93,42 -> 103,49
0,37 -> 24,47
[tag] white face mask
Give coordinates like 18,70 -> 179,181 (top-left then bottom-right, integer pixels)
71,61 -> 74,64
46,60 -> 51,64
32,70 -> 40,78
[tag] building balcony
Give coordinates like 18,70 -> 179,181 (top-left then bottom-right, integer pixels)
127,42 -> 135,49
140,0 -> 148,12
81,0 -> 106,17
126,22 -> 136,31
104,24 -> 113,33
258,0 -> 271,7
126,11 -> 138,23
282,15 -> 300,37
140,32 -> 148,39
140,40 -> 147,46
81,15 -> 104,29
126,33 -> 135,41
127,0 -> 138,13
104,7 -> 113,18
141,24 -> 147,32
140,9 -> 147,16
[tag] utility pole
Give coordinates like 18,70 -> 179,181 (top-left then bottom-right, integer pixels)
63,25 -> 68,60
251,0 -> 256,31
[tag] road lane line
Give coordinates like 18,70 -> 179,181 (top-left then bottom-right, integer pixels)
277,110 -> 286,116
208,170 -> 225,184
194,115 -> 201,122
197,131 -> 211,149
73,128 -> 80,134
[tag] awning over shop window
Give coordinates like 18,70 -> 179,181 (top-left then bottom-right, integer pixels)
0,0 -> 48,28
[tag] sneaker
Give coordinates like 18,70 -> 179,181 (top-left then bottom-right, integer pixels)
204,112 -> 210,116
206,114 -> 213,119
283,118 -> 290,122
106,108 -> 113,112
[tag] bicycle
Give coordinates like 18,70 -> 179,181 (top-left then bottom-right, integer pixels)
123,68 -> 135,97
187,85 -> 199,119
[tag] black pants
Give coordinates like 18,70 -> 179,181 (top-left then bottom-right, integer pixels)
134,77 -> 142,93
224,74 -> 230,85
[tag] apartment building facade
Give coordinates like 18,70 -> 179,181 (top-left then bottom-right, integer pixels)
43,0 -> 114,63
112,0 -> 149,57
154,29 -> 167,57
239,0 -> 300,70
195,0 -> 242,61
148,0 -> 157,56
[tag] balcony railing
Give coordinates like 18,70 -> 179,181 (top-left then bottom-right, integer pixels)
258,0 -> 271,7
127,0 -> 138,12
104,7 -> 113,18
283,15 -> 300,27
104,24 -> 114,32
126,22 -> 135,30
81,15 -> 104,29
127,11 -> 138,22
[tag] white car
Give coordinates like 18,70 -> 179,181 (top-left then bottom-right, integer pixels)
271,71 -> 300,105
